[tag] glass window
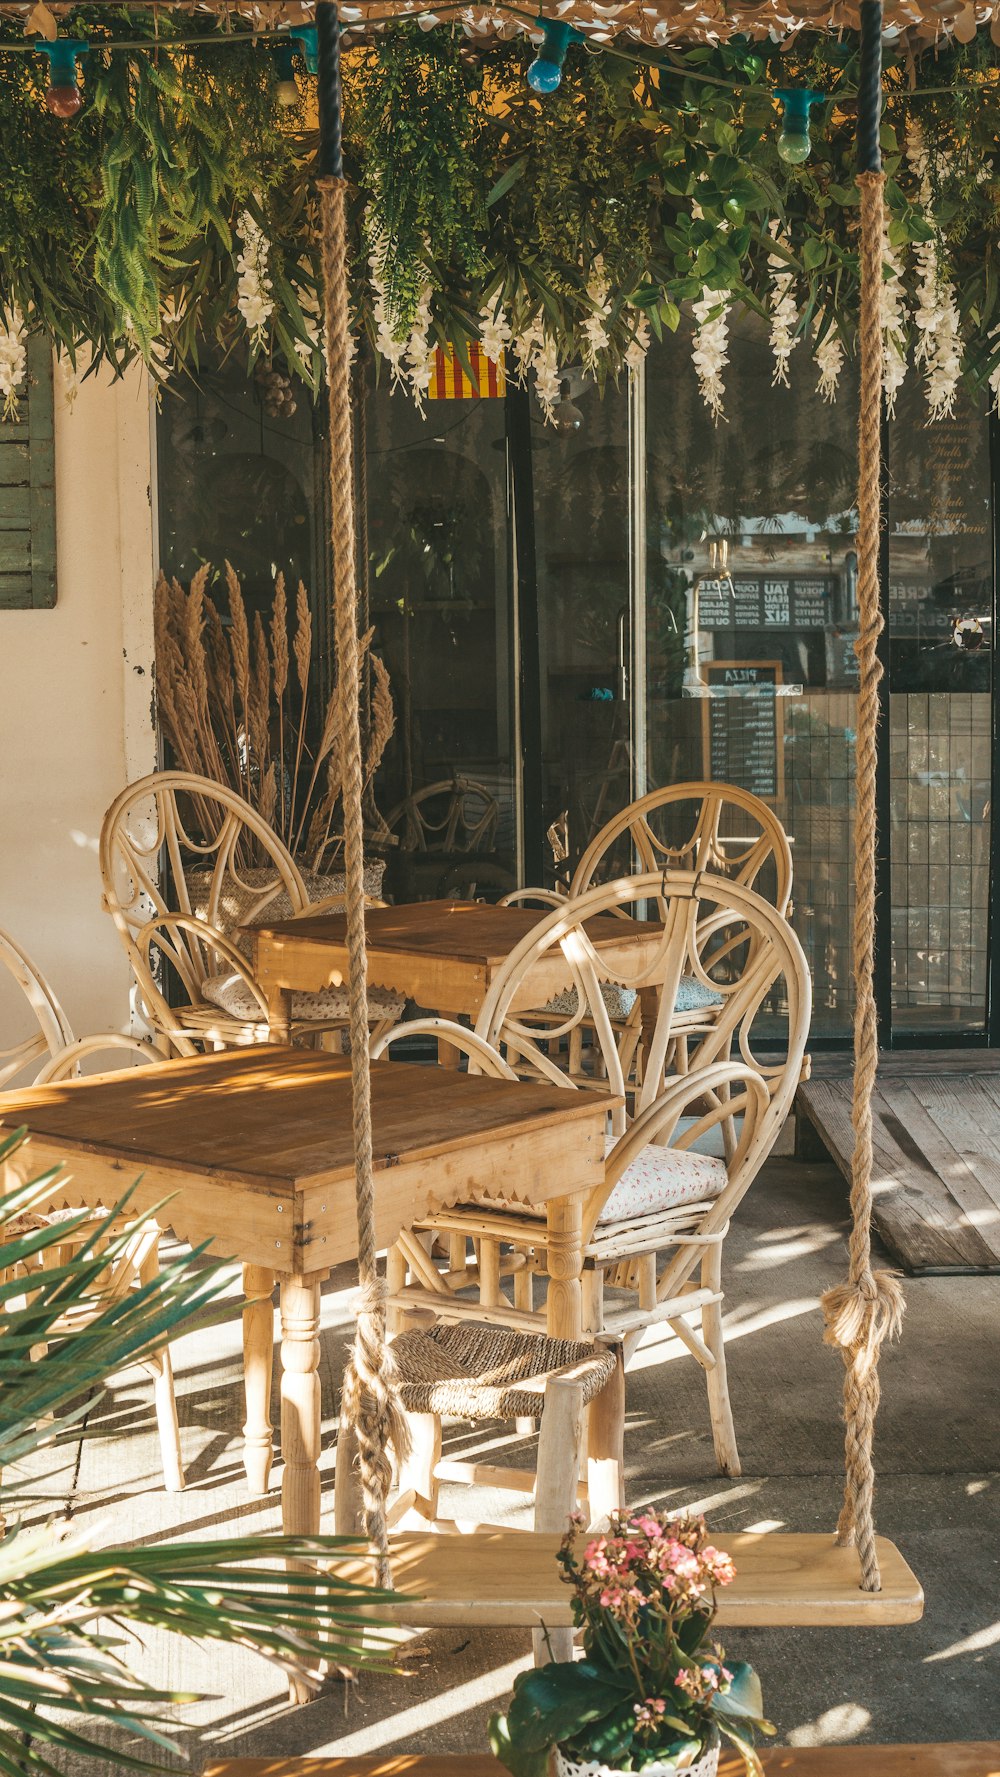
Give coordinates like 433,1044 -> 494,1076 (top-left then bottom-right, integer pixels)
364,368 -> 517,900
645,312 -> 860,1037
888,379 -> 992,1034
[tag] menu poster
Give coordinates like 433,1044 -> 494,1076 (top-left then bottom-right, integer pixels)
699,575 -> 834,630
701,660 -> 784,803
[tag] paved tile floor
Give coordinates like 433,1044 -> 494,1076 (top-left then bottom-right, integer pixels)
17,1150 -> 1000,1769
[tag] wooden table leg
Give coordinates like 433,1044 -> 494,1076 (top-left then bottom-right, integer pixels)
545,1193 -> 584,1340
279,1271 -> 326,1705
267,983 -> 293,1045
242,1265 -> 275,1494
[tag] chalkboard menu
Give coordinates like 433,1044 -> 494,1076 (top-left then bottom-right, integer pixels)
697,574 -> 833,631
700,661 -> 784,803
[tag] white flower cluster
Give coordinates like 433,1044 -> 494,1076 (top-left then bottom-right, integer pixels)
511,318 -> 562,422
881,240 -> 908,414
369,221 -> 436,408
368,234 -> 408,385
293,271 -> 325,374
479,299 -> 512,365
768,224 -> 799,389
907,122 -> 962,421
404,287 -> 437,411
624,306 -> 650,372
691,286 -> 730,423
581,257 -> 613,371
812,317 -> 844,404
235,213 -> 274,350
0,304 -> 27,419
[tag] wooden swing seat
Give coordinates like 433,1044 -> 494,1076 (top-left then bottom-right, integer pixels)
206,1749 -> 1000,1777
332,1528 -> 923,1628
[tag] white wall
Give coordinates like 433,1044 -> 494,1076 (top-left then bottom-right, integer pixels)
0,359 -> 157,1041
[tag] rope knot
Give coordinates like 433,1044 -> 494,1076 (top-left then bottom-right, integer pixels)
822,1268 -> 904,1370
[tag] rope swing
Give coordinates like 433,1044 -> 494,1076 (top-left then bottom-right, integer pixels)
820,0 -> 905,1592
316,0 -> 405,1586
312,0 -> 904,1603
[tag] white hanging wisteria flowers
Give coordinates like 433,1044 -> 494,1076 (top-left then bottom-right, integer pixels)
881,240 -> 909,414
812,316 -> 844,405
581,258 -> 613,372
906,122 -> 962,421
691,287 -> 730,423
624,307 -> 650,372
404,287 -> 436,411
479,299 -> 512,365
768,223 -> 800,388
0,304 -> 27,420
235,212 -> 274,351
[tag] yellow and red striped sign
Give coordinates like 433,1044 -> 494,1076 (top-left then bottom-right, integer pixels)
428,341 -> 506,400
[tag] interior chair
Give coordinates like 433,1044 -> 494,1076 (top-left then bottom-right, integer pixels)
0,926 -> 73,1089
505,782 -> 794,1089
334,1315 -> 622,1659
99,769 -> 404,1056
375,870 -> 811,1477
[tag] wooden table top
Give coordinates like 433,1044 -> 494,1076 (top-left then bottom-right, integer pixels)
204,1751 -> 1000,1777
0,1048 -> 608,1273
251,898 -> 666,1016
253,899 -> 649,967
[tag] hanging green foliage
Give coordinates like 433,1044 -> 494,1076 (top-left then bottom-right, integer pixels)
2,10 -> 1000,425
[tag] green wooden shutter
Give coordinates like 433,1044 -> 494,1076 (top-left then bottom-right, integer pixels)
0,338 -> 56,610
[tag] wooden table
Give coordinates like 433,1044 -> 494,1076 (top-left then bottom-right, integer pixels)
204,1752 -> 1000,1777
250,898 -> 665,1041
0,1046 -> 608,1542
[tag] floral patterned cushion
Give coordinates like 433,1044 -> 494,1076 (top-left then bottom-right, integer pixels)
597,1138 -> 728,1225
467,1133 -> 727,1226
542,973 -> 722,1023
201,973 -> 404,1026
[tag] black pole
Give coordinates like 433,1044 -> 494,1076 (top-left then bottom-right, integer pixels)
856,0 -> 883,175
316,0 -> 343,181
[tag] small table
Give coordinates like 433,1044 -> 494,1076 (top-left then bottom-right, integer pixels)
251,898 -> 664,1043
0,1047 -> 608,1542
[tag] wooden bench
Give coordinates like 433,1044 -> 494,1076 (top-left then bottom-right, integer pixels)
326,1529 -> 923,1628
205,1748 -> 1000,1777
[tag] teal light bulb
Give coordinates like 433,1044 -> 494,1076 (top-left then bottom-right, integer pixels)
775,88 -> 824,166
527,19 -> 581,95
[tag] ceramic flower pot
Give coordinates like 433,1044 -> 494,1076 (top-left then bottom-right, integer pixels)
553,1739 -> 721,1777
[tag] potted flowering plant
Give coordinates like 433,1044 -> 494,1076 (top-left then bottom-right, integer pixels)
490,1511 -> 774,1777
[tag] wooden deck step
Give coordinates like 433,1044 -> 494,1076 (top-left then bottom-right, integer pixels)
330,1530 -> 923,1628
205,1745 -> 1000,1777
797,1050 -> 1000,1273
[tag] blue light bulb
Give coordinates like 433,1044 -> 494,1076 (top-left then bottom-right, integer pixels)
36,36 -> 88,117
775,88 -> 825,165
527,20 -> 581,94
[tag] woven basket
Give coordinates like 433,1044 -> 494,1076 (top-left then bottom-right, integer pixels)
554,1738 -> 719,1777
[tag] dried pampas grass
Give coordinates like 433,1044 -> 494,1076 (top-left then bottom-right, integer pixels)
153,566 -> 395,869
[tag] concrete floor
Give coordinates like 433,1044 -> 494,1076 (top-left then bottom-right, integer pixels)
19,1148 -> 1000,1769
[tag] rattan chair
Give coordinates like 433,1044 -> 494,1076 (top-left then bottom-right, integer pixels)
375,870 -> 810,1478
99,770 -> 404,1056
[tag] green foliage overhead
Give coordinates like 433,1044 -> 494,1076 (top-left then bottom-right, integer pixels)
1,10 -> 1000,407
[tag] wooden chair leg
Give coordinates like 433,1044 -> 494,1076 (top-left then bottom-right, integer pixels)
533,1374 -> 584,1664
386,1243 -> 406,1336
479,1235 -> 501,1309
582,1264 -> 604,1336
702,1245 -> 740,1477
333,1400 -> 365,1534
150,1348 -> 186,1492
586,1342 -> 625,1527
396,1411 -> 441,1523
139,1237 -> 185,1492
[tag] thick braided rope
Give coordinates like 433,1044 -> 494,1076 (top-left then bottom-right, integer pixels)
820,168 -> 904,1592
318,174 -> 404,1585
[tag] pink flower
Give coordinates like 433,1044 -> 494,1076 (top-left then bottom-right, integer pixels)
702,1546 -> 737,1585
631,1514 -> 664,1539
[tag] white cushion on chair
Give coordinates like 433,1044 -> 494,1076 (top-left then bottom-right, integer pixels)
598,1137 -> 728,1224
201,974 -> 404,1025
542,973 -> 722,1023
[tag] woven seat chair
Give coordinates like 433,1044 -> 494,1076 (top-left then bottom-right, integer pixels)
334,1317 -> 622,1659
99,770 -> 404,1057
375,870 -> 810,1479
